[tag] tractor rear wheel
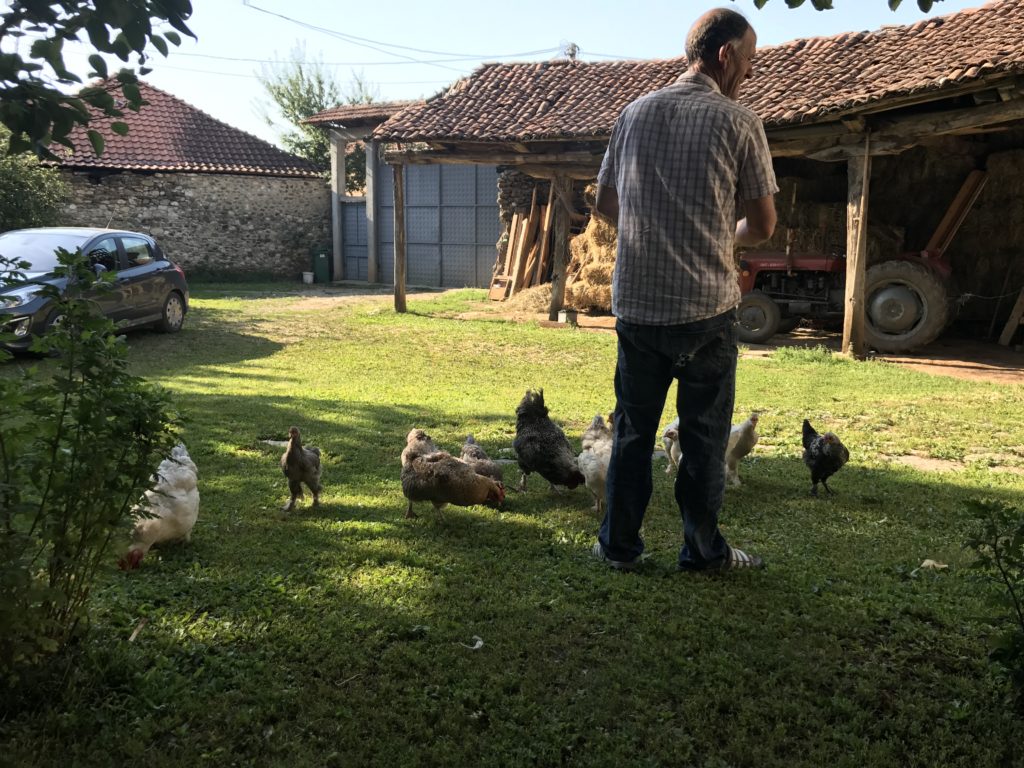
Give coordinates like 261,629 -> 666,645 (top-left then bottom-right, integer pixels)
864,260 -> 950,353
737,291 -> 781,344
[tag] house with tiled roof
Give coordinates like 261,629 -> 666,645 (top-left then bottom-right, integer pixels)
50,81 -> 330,279
368,0 -> 1024,348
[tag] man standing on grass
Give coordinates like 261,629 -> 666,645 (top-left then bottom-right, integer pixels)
592,7 -> 777,572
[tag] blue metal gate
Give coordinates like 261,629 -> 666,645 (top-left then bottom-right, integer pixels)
376,164 -> 501,288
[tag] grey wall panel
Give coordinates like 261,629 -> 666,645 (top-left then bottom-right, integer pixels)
407,207 -> 440,243
476,166 -> 498,205
445,244 -> 478,287
365,163 -> 501,288
407,165 -> 439,206
476,206 -> 502,244
343,202 -> 368,244
408,244 -> 440,285
442,165 -> 477,205
442,207 -> 476,244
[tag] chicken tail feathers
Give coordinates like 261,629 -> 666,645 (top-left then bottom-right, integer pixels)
802,419 -> 818,451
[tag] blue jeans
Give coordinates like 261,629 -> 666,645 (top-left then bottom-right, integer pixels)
598,311 -> 737,569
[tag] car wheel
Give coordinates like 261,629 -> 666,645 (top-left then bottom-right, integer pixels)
737,291 -> 781,344
157,291 -> 186,333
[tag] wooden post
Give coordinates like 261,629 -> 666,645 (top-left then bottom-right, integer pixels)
547,175 -> 572,321
842,135 -> 871,358
365,139 -> 379,283
328,130 -> 347,281
393,164 -> 407,313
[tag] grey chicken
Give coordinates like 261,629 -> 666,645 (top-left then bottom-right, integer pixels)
512,389 -> 586,492
725,412 -> 760,487
401,432 -> 505,518
460,434 -> 504,483
577,413 -> 613,514
802,419 -> 849,496
281,426 -> 322,511
402,428 -> 440,468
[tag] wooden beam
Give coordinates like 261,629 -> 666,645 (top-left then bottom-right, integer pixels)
393,164 -> 407,313
533,186 -> 556,285
547,176 -> 572,321
842,136 -> 871,359
871,96 -> 1024,139
924,170 -> 987,256
998,287 -> 1024,346
382,149 -> 604,167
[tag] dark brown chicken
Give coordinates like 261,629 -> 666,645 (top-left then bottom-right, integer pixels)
401,432 -> 505,518
802,419 -> 849,496
460,434 -> 504,483
281,427 -> 322,511
512,389 -> 586,492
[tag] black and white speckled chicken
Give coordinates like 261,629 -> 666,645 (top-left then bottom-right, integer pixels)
512,389 -> 585,492
802,419 -> 849,496
281,427 -> 322,512
460,434 -> 504,483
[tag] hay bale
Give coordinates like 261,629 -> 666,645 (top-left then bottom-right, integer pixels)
564,187 -> 617,312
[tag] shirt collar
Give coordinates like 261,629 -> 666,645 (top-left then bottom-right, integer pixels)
674,70 -> 721,94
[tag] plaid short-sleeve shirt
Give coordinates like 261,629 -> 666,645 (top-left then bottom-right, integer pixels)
598,72 -> 778,325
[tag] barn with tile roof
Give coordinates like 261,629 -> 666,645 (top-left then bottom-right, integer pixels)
368,0 -> 1024,350
49,81 -> 330,280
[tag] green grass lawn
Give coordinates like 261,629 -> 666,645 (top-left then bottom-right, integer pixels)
3,283 -> 1024,767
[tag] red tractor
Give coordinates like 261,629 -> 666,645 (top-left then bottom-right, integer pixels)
735,170 -> 986,353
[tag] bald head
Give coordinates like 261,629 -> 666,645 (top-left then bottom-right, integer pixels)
686,8 -> 752,69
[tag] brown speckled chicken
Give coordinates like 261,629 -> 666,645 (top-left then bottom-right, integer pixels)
281,427 -> 322,512
512,389 -> 586,492
401,431 -> 505,518
460,434 -> 504,483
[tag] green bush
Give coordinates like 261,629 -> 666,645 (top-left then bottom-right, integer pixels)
0,250 -> 179,677
0,127 -> 68,231
964,498 -> 1024,709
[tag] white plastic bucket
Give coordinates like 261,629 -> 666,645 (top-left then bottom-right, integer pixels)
302,271 -> 314,285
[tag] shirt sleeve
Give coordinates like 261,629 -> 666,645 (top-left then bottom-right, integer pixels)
597,122 -> 618,189
736,116 -> 778,201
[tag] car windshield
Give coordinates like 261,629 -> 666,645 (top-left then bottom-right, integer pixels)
0,231 -> 93,273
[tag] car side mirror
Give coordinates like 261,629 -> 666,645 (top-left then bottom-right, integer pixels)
93,263 -> 108,277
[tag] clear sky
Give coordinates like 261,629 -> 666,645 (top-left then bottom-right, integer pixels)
59,0 -> 991,149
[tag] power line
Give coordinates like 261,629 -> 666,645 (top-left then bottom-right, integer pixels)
241,1 -> 560,61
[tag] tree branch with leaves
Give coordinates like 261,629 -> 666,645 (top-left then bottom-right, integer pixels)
0,0 -> 195,158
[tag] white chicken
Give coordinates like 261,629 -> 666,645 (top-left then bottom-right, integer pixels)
119,444 -> 199,570
661,417 -> 681,474
577,413 -> 613,514
725,412 -> 760,487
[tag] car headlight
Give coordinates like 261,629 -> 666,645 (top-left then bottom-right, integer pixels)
0,285 -> 41,307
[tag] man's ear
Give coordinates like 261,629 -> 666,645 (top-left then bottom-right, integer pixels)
717,42 -> 731,67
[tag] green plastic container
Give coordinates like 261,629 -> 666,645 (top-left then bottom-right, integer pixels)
312,249 -> 331,283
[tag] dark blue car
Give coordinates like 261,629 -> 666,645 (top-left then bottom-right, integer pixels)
0,227 -> 189,351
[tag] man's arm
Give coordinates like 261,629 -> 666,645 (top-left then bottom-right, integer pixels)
735,195 -> 776,246
595,183 -> 619,224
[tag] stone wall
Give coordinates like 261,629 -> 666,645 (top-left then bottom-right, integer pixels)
58,169 -> 330,278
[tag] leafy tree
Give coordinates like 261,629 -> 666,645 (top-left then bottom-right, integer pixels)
258,50 -> 378,193
0,0 -> 195,158
0,127 -> 68,231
